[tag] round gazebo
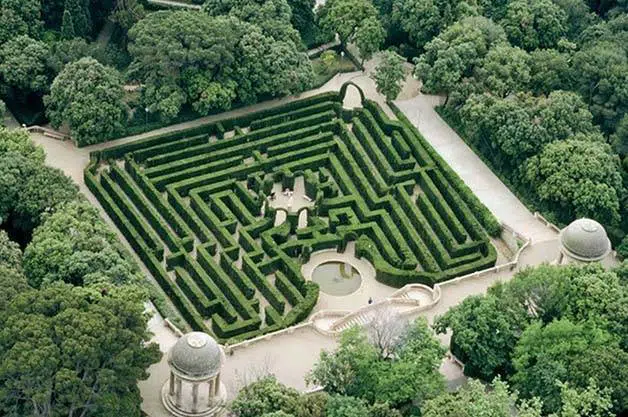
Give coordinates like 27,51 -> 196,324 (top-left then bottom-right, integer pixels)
162,332 -> 226,417
557,218 -> 612,264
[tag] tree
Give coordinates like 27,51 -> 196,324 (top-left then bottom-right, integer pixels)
552,380 -> 614,417
368,402 -> 402,417
0,35 -> 51,93
233,29 -> 314,105
391,0 -> 479,50
434,293 -> 530,380
414,16 -> 507,100
60,9 -> 76,39
0,127 -> 44,163
354,17 -> 385,65
422,378 -> 532,417
552,0 -> 599,39
0,0 -> 43,43
371,50 -> 406,101
611,113 -> 628,156
501,0 -> 568,50
0,282 -> 161,416
528,49 -> 572,95
0,265 -> 28,311
23,199 -> 141,289
111,0 -> 146,32
366,308 -> 408,359
230,376 -> 302,417
524,139 -> 623,226
320,50 -> 337,71
318,0 -> 379,47
572,41 -> 628,134
0,229 -> 22,271
459,91 -> 602,171
326,395 -> 370,417
422,377 -> 614,417
0,153 -> 78,237
502,263 -> 628,350
63,0 -> 91,37
511,319 -> 628,414
307,319 -> 445,410
45,57 -> 127,145
128,11 -> 312,119
203,0 -> 301,45
47,38 -> 92,73
286,0 -> 316,36
473,44 -> 530,97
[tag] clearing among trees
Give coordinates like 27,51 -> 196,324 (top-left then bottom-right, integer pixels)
85,85 -> 498,343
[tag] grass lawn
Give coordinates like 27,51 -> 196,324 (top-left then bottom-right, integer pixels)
311,54 -> 358,87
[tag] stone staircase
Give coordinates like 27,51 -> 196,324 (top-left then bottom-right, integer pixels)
311,284 -> 439,334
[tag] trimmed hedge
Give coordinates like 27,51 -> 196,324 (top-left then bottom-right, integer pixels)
87,88 -> 499,341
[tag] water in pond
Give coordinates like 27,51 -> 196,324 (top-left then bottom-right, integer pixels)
311,261 -> 362,296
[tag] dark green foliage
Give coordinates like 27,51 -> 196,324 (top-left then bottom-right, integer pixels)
45,57 -> 127,146
308,319 -> 446,412
63,0 -> 91,38
437,263 -> 628,414
0,152 -> 78,237
127,10 -> 313,121
0,283 -> 161,417
60,9 -> 76,39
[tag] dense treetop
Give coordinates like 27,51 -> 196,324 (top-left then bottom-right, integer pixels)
0,128 -> 160,417
436,262 -> 628,414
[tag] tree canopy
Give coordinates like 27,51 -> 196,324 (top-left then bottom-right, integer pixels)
307,318 -> 445,411
45,57 -> 127,146
371,50 -> 406,101
524,139 -> 623,225
0,283 -> 160,417
127,10 -> 312,120
318,0 -> 381,47
436,263 -> 628,414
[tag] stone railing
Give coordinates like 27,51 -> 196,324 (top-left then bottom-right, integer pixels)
25,125 -> 70,141
533,212 -> 561,234
164,318 -> 185,338
225,322 -> 314,354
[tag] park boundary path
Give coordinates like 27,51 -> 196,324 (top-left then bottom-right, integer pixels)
394,94 -> 558,244
146,0 -> 202,9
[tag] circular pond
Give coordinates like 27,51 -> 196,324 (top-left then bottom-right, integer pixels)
311,261 -> 362,296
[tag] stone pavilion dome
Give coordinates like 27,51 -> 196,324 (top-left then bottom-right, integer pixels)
559,218 -> 611,262
169,332 -> 223,378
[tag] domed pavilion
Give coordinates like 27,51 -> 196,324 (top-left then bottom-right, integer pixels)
557,218 -> 612,264
162,332 -> 226,417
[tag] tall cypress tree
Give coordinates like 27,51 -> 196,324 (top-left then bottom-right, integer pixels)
63,0 -> 90,37
60,9 -> 76,39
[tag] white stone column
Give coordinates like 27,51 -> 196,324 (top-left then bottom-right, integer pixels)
192,383 -> 199,412
175,378 -> 183,407
214,374 -> 220,396
169,371 -> 175,396
208,379 -> 215,399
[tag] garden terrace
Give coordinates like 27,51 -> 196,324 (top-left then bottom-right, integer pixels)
85,87 -> 498,343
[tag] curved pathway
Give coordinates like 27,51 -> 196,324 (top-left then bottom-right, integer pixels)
394,94 -> 558,244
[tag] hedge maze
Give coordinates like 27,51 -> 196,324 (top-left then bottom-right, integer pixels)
85,85 -> 498,342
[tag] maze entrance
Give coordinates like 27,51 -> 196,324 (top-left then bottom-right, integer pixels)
85,86 -> 497,343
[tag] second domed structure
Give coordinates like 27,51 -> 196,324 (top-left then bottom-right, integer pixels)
558,218 -> 611,263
